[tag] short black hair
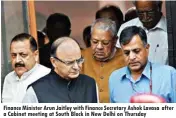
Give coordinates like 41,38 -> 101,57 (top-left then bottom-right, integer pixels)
11,33 -> 38,52
96,5 -> 124,25
37,30 -> 45,48
125,7 -> 138,22
46,13 -> 71,43
83,25 -> 91,47
119,26 -> 147,46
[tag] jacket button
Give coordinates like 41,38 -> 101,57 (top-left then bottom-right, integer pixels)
100,89 -> 103,92
100,76 -> 104,79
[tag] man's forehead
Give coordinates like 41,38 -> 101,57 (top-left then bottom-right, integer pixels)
136,1 -> 156,8
92,28 -> 113,38
57,39 -> 79,50
11,40 -> 30,46
121,38 -> 144,50
122,46 -> 141,51
56,40 -> 80,56
10,40 -> 32,51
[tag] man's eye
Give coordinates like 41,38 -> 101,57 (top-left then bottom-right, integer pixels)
21,54 -> 28,58
124,51 -> 130,56
11,54 -> 16,58
133,49 -> 140,54
92,40 -> 98,44
102,41 -> 110,45
65,61 -> 75,65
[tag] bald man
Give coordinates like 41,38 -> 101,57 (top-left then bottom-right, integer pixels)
23,37 -> 98,103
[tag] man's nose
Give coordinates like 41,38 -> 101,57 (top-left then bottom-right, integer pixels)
72,61 -> 79,70
15,55 -> 22,62
97,42 -> 103,49
143,12 -> 149,20
129,52 -> 136,60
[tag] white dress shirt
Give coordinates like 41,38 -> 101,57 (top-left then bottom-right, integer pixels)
2,63 -> 51,103
116,16 -> 168,65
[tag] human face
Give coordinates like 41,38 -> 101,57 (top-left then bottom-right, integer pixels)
121,35 -> 149,73
136,1 -> 161,29
91,28 -> 115,61
51,42 -> 83,80
10,40 -> 38,78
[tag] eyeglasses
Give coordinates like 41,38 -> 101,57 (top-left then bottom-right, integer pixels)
91,39 -> 112,46
53,56 -> 84,66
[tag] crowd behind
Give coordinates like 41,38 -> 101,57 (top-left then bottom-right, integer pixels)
2,1 -> 176,103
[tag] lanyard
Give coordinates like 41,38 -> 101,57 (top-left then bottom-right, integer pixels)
130,62 -> 152,93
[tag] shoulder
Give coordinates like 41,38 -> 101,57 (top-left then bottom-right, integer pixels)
81,48 -> 91,56
109,66 -> 127,81
29,71 -> 52,88
120,18 -> 140,29
79,74 -> 96,84
153,63 -> 176,72
29,64 -> 51,82
152,63 -> 176,78
37,64 -> 51,72
4,71 -> 16,82
118,18 -> 140,36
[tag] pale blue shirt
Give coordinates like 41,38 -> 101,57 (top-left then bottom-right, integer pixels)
109,61 -> 176,103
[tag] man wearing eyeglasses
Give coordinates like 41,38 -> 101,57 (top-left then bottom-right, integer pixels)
116,1 -> 168,65
23,37 -> 98,103
82,18 -> 126,103
109,26 -> 176,103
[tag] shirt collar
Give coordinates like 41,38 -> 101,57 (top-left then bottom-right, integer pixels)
15,63 -> 38,81
142,61 -> 151,80
121,61 -> 151,81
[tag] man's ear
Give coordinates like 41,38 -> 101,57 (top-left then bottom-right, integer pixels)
50,57 -> 56,68
34,50 -> 39,62
145,44 -> 150,54
145,44 -> 150,49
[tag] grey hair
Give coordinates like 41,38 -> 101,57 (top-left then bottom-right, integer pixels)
50,37 -> 70,57
91,18 -> 117,37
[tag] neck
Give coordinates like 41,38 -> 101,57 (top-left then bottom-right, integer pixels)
131,70 -> 143,81
130,64 -> 146,81
54,69 -> 71,81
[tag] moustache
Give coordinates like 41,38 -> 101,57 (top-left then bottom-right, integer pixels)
15,63 -> 25,68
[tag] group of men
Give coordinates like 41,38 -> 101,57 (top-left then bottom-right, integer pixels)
2,1 -> 176,103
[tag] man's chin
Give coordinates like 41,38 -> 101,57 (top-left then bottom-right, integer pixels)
15,71 -> 25,78
129,65 -> 141,71
69,73 -> 79,79
15,68 -> 27,77
94,55 -> 108,61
